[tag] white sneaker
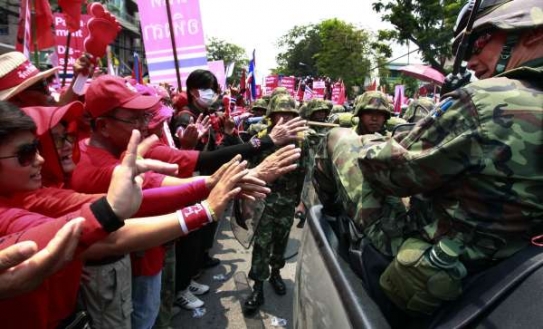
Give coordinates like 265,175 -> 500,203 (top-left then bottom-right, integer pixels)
176,289 -> 204,310
188,280 -> 210,295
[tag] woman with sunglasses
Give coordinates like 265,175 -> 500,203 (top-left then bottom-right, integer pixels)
0,101 -> 268,329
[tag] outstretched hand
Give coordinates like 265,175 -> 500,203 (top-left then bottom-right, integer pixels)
269,117 -> 308,146
0,218 -> 85,299
205,155 -> 251,219
251,144 -> 302,183
107,130 -> 178,219
178,114 -> 210,149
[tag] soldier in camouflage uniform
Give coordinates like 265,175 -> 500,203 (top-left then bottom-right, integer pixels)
245,99 -> 268,136
352,91 -> 391,135
314,0 -> 543,317
244,94 -> 307,314
296,99 -> 333,223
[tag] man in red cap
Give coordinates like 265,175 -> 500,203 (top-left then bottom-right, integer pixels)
72,75 -> 177,329
0,51 -> 91,107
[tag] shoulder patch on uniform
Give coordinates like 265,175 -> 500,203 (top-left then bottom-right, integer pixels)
432,97 -> 454,118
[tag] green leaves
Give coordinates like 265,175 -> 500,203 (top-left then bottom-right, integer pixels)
275,19 -> 377,97
206,37 -> 249,85
372,0 -> 464,74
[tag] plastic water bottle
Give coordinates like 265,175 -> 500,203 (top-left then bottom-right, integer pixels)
72,74 -> 88,95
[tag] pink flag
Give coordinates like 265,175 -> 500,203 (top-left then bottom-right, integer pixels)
394,85 -> 405,115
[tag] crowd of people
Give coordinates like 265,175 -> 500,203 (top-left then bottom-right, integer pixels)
0,0 -> 542,328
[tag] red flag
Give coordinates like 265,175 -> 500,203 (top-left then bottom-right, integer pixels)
15,0 -> 31,57
17,0 -> 55,51
367,79 -> 377,91
59,0 -> 84,33
337,81 -> 346,105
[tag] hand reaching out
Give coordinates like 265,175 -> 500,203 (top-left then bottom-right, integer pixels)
0,218 -> 85,299
269,117 -> 308,146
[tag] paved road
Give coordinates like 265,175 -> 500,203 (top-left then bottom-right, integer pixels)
171,216 -> 303,329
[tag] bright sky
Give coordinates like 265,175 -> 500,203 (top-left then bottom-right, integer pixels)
199,0 -> 422,79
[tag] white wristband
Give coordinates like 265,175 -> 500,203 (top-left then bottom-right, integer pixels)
200,201 -> 214,223
176,210 -> 189,234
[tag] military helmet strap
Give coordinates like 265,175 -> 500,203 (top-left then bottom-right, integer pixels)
495,34 -> 518,74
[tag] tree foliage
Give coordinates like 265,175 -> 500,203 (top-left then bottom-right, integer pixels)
206,37 -> 248,85
276,19 -> 379,96
372,0 -> 463,74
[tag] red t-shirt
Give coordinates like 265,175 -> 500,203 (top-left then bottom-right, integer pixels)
71,140 -> 166,276
0,199 -> 109,329
144,142 -> 199,178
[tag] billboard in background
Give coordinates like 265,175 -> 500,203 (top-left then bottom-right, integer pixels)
137,0 -> 207,90
208,60 -> 225,91
54,14 -> 90,83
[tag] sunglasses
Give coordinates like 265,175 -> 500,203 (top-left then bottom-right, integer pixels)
53,132 -> 77,149
0,139 -> 40,167
469,32 -> 494,57
25,79 -> 51,95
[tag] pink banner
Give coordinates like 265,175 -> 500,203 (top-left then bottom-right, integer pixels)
54,13 -> 90,83
331,82 -> 345,105
279,76 -> 296,96
265,75 -> 279,95
137,0 -> 207,90
313,80 -> 325,99
207,60 -> 226,91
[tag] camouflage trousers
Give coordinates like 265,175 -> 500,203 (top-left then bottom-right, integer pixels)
249,202 -> 295,282
314,129 -> 410,257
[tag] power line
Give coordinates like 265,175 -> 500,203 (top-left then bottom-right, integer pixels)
371,48 -> 420,71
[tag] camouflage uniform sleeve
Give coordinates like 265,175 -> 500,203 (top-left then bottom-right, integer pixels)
359,88 -> 483,196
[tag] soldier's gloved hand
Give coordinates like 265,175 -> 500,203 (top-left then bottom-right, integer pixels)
441,70 -> 472,95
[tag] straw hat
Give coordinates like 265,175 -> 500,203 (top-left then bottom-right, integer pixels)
0,51 -> 58,101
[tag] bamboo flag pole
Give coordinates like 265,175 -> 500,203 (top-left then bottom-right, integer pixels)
165,0 -> 182,91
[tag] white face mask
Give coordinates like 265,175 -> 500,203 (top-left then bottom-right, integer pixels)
196,89 -> 217,107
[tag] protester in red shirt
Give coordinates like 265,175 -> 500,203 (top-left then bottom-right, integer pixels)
0,218 -> 84,299
0,100 -> 179,329
71,75 -> 277,328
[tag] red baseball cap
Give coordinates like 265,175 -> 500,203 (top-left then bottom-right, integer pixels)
85,75 -> 160,118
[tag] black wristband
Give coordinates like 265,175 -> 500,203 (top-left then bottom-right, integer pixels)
90,197 -> 125,233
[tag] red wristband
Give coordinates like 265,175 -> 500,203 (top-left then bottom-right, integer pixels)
176,203 -> 209,234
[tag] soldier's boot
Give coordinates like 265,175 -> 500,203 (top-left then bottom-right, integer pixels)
269,269 -> 286,295
243,281 -> 264,314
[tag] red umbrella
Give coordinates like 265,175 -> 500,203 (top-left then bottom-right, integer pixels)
399,64 -> 445,85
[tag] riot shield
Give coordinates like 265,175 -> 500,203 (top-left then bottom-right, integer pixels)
230,197 -> 266,249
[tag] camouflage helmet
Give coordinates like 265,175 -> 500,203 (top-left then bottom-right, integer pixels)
402,97 -> 435,123
298,103 -> 309,119
453,0 -> 543,68
353,94 -> 365,108
331,104 -> 345,114
353,91 -> 391,119
306,99 -> 330,117
251,98 -> 268,113
266,94 -> 298,117
269,86 -> 290,100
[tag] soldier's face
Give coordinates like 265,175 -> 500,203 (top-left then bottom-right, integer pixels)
467,30 -> 507,79
358,111 -> 386,134
311,110 -> 327,122
271,112 -> 296,126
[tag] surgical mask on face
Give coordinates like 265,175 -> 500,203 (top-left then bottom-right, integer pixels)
196,89 -> 217,107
